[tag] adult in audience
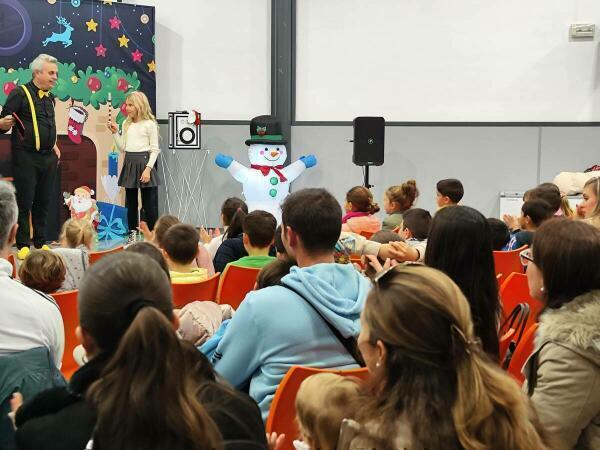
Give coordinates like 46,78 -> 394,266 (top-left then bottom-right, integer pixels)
425,205 -> 501,358
580,176 -> 600,229
12,252 -> 267,449
354,265 -> 549,449
523,219 -> 600,450
213,188 -> 370,419
0,181 -> 64,367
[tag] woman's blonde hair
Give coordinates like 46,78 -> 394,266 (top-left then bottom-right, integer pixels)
584,176 -> 600,219
358,265 -> 549,450
123,91 -> 157,134
60,218 -> 95,249
19,250 -> 66,293
296,373 -> 360,450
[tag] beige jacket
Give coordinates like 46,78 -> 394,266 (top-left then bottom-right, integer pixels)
524,290 -> 600,450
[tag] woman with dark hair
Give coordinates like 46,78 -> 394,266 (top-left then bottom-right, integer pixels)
522,219 -> 600,450
353,265 -> 548,449
424,205 -> 501,358
212,208 -> 248,273
12,252 -> 267,450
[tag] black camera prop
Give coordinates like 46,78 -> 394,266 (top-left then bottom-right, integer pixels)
168,110 -> 201,150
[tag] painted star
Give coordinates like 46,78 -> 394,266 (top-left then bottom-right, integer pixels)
86,18 -> 98,32
95,43 -> 107,57
118,34 -> 129,47
131,49 -> 143,63
109,16 -> 121,29
147,60 -> 156,72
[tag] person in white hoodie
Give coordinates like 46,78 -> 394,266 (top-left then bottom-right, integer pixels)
213,188 -> 370,419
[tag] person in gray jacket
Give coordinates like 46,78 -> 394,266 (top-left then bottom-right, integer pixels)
523,218 -> 600,450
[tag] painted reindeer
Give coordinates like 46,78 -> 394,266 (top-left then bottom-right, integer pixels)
42,16 -> 74,48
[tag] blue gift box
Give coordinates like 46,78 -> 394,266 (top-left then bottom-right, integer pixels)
97,201 -> 128,241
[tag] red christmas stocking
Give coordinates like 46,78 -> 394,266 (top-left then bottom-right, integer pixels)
67,106 -> 89,144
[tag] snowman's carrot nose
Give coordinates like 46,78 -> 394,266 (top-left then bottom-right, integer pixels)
270,151 -> 279,157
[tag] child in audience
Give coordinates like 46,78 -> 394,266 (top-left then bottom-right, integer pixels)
436,178 -> 464,208
352,265 -> 549,450
506,200 -> 554,250
274,225 -> 292,261
162,224 -> 208,283
580,176 -> 600,229
487,218 -> 510,251
141,215 -> 215,276
18,250 -> 66,293
341,186 -> 381,235
400,208 -> 431,242
255,259 -> 295,289
294,373 -> 361,450
213,208 -> 247,273
381,180 -> 418,231
125,241 -> 170,279
202,197 -> 248,259
52,218 -> 93,291
227,210 -> 277,270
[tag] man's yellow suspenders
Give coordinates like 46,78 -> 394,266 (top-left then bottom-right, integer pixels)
20,85 -> 40,151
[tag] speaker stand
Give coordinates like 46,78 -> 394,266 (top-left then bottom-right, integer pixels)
363,165 -> 373,189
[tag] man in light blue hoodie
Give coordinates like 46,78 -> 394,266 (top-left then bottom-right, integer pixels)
213,188 -> 370,420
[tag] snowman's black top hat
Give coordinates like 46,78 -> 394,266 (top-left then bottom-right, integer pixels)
245,115 -> 287,146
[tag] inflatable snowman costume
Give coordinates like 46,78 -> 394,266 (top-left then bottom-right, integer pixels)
215,115 -> 316,222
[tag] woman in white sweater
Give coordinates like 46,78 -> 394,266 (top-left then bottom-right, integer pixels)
107,91 -> 160,231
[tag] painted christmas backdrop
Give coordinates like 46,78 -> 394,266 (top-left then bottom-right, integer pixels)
0,0 -> 156,239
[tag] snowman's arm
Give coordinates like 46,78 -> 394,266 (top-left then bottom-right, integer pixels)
227,160 -> 251,184
281,160 -> 307,183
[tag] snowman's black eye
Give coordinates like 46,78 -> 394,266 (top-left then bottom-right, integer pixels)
276,148 -> 280,151
264,148 -> 268,151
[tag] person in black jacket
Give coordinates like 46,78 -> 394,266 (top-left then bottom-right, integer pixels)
12,252 -> 268,450
213,208 -> 248,273
0,54 -> 61,252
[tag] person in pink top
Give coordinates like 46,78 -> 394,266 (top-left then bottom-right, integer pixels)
341,186 -> 381,235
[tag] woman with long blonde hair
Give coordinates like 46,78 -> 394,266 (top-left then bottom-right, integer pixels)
107,91 -> 160,233
353,265 -> 550,450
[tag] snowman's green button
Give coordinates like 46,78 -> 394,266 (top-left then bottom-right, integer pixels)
270,177 -> 278,185
269,189 -> 277,198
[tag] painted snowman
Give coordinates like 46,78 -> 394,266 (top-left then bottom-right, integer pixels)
215,115 -> 316,222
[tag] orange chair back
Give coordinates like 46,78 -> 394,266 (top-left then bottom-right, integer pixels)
89,245 -> 124,264
266,366 -> 370,450
493,246 -> 526,285
359,230 -> 374,240
172,273 -> 220,308
499,328 -> 516,363
216,265 -> 261,309
499,272 -> 544,331
50,290 -> 79,380
507,323 -> 539,385
7,253 -> 17,278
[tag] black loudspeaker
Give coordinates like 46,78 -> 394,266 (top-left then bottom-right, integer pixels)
352,117 -> 385,166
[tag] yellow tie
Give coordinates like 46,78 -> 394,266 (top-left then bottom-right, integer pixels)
38,89 -> 49,99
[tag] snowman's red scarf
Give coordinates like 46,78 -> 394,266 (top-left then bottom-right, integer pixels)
250,164 -> 287,182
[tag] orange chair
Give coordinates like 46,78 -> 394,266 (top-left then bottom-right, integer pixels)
500,272 -> 544,331
7,253 -> 17,278
507,323 -> 539,385
89,245 -> 124,264
493,245 -> 526,285
172,273 -> 220,308
50,290 -> 80,380
266,366 -> 369,450
216,265 -> 261,309
498,328 -> 516,363
359,230 -> 374,240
